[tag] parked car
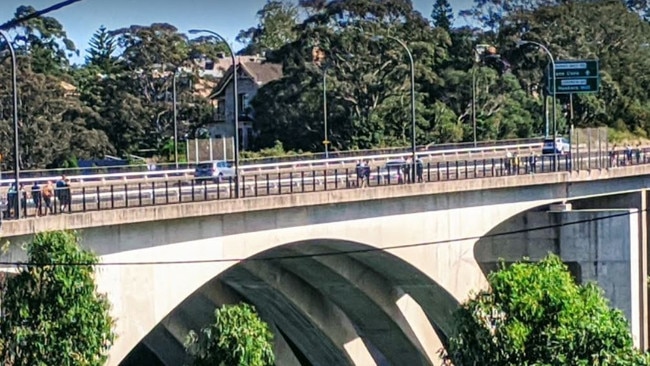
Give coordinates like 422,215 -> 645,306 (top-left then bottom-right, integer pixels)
194,160 -> 236,183
542,137 -> 571,155
378,160 -> 423,183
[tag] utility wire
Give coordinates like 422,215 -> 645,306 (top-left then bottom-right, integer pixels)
0,0 -> 84,31
0,207 -> 643,267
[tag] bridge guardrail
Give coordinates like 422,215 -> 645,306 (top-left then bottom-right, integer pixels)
0,142 -> 544,187
1,149 -> 644,220
7,137 -> 545,178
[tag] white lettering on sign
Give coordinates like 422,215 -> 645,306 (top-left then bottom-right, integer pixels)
561,79 -> 587,86
556,63 -> 587,70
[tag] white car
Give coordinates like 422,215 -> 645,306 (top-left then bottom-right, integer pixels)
194,160 -> 236,183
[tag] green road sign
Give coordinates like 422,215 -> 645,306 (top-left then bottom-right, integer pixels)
547,60 -> 600,94
555,77 -> 600,93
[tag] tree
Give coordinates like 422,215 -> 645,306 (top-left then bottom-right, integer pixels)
449,254 -> 649,365
252,0 -> 450,151
109,23 -> 209,154
495,0 -> 650,134
185,303 -> 274,366
86,25 -> 119,74
10,5 -> 77,75
459,0 -> 560,32
0,231 -> 115,365
0,58 -> 113,169
431,0 -> 453,31
237,0 -> 299,56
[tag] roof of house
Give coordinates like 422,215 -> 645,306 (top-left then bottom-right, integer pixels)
210,60 -> 283,99
59,81 -> 77,92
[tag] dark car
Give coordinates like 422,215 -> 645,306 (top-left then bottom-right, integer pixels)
542,137 -> 571,155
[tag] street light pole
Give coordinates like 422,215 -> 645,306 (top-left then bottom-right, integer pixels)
379,35 -> 417,183
0,31 -> 20,219
516,40 -> 556,140
189,29 -> 240,197
516,40 -> 557,170
323,66 -> 329,159
471,44 -> 489,148
172,70 -> 179,169
472,64 -> 477,148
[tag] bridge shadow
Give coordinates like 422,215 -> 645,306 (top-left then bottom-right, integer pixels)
473,204 -> 583,286
121,239 -> 458,366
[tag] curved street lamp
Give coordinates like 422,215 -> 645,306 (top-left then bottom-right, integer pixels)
516,40 -> 556,140
372,34 -> 417,183
188,29 -> 240,197
517,40 -> 558,171
472,44 -> 493,148
311,46 -> 329,159
172,69 -> 179,169
0,30 -> 21,219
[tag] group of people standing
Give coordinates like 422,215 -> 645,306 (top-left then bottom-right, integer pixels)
6,175 -> 71,218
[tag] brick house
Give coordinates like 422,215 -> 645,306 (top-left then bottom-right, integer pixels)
208,57 -> 282,150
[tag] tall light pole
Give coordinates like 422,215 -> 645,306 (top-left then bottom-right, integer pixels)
0,31 -> 20,219
472,63 -> 477,148
189,29 -> 240,197
516,40 -> 556,140
172,69 -> 179,169
374,35 -> 417,183
313,46 -> 329,159
322,66 -> 329,159
471,44 -> 492,148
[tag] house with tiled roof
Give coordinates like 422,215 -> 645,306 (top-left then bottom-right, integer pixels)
208,57 -> 283,150
59,81 -> 79,97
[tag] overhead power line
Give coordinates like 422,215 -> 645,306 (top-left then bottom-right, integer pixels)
0,0 -> 84,31
0,207 -> 642,267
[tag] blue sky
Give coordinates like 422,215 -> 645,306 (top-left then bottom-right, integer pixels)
0,0 -> 474,64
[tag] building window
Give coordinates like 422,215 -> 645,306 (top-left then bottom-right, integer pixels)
205,61 -> 214,70
238,93 -> 247,112
214,99 -> 226,121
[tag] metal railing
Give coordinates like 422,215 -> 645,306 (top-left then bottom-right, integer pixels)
2,149 -> 647,221
0,141 -> 543,186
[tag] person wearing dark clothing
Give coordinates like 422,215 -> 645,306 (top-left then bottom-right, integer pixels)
404,160 -> 411,184
6,183 -> 16,218
356,161 -> 370,188
416,160 -> 424,182
62,179 -> 71,212
31,182 -> 41,216
55,176 -> 67,213
528,154 -> 537,173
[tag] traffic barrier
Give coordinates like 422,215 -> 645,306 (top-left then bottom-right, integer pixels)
2,149 -> 642,220
0,142 -> 543,187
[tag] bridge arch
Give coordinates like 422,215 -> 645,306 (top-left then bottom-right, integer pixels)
2,173 -> 609,364
121,239 -> 458,366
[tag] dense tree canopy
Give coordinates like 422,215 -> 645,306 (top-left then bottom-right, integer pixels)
237,0 -> 299,56
449,255 -> 649,365
0,231 -> 115,365
185,303 -> 275,366
0,0 -> 649,168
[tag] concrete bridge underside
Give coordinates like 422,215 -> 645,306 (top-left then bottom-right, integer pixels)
2,168 -> 649,365
121,240 -> 455,366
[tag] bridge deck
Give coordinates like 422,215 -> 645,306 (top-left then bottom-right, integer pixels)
3,163 -> 650,237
